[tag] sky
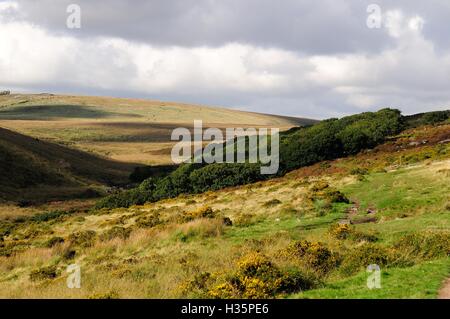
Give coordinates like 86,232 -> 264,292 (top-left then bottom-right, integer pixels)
1,0 -> 450,119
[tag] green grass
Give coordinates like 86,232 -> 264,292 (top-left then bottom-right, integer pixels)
294,258 -> 450,299
0,122 -> 448,298
342,163 -> 449,217
223,209 -> 347,243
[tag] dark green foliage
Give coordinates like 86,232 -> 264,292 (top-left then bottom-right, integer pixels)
95,188 -> 150,209
280,108 -> 402,171
97,109 -> 404,209
404,110 -> 450,128
31,210 -> 69,223
278,268 -> 318,294
29,265 -> 58,281
189,163 -> 264,193
129,164 -> 178,182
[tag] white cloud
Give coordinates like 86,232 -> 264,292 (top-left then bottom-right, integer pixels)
0,8 -> 449,118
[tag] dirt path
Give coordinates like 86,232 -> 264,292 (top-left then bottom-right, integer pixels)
438,278 -> 450,299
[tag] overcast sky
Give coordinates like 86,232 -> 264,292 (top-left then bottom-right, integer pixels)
1,0 -> 450,119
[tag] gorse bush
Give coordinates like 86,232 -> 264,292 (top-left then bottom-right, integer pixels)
135,212 -> 162,228
328,224 -> 378,242
185,206 -> 216,220
280,240 -> 339,274
208,252 -> 317,299
68,230 -> 97,248
97,109 -> 404,209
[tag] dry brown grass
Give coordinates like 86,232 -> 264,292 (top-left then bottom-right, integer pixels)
0,93 -> 311,165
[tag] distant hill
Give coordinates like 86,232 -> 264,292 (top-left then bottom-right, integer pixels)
0,94 -> 317,164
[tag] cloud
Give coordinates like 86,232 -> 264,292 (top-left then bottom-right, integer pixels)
0,1 -> 449,118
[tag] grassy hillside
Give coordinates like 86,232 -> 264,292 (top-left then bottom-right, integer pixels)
0,122 -> 448,298
0,94 -> 316,165
0,127 -> 138,203
95,108 -> 407,209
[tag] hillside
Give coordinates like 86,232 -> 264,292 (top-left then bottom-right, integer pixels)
0,127 -> 138,203
0,121 -> 448,298
0,94 -> 317,165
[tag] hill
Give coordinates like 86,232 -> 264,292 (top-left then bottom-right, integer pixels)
0,126 -> 138,203
0,119 -> 448,298
0,94 -> 317,165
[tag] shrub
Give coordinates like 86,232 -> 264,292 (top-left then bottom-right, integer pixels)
209,252 -> 317,299
177,272 -> 213,297
309,185 -> 349,205
68,230 -> 97,247
277,268 -> 318,294
324,190 -> 350,204
135,213 -> 161,228
328,224 -> 378,242
328,223 -> 352,240
280,240 -> 339,274
209,252 -> 281,299
30,265 -> 58,281
186,206 -> 216,220
394,231 -> 450,261
45,236 -> 64,248
189,163 -> 265,194
31,210 -> 69,223
340,244 -> 393,275
100,227 -> 131,241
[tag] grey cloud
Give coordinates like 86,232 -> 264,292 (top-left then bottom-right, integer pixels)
2,0 -> 450,119
13,0 -> 399,54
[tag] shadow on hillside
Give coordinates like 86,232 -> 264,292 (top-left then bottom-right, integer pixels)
0,126 -> 142,189
0,104 -> 142,120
